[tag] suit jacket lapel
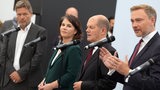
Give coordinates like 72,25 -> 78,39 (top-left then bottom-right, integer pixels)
48,50 -> 57,67
10,32 -> 18,62
80,49 -> 98,78
21,23 -> 36,56
85,49 -> 98,69
130,45 -> 149,68
130,33 -> 159,68
49,50 -> 63,68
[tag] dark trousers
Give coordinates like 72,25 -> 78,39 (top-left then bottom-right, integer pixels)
2,80 -> 38,90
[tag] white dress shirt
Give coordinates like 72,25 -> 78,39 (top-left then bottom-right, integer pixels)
92,38 -> 107,55
13,22 -> 31,70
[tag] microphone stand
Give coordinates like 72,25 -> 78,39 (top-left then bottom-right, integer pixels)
0,35 -> 9,90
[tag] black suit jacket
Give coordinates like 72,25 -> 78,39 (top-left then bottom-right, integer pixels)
0,19 -> 18,84
123,32 -> 160,90
0,23 -> 46,88
110,32 -> 160,90
77,43 -> 117,90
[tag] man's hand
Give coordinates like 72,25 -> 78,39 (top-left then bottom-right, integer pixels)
10,71 -> 22,83
73,81 -> 82,90
100,47 -> 130,76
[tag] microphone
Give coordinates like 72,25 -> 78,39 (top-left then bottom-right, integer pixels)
125,56 -> 159,82
129,56 -> 159,76
84,36 -> 115,49
1,27 -> 20,37
24,36 -> 46,47
53,40 -> 80,50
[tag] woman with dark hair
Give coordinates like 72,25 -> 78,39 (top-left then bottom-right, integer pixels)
38,15 -> 82,90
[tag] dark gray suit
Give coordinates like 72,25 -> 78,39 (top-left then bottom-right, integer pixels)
0,23 -> 46,90
0,19 -> 18,88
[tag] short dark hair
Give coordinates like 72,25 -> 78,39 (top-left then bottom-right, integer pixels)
108,16 -> 114,22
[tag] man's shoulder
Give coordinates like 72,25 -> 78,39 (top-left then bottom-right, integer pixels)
104,43 -> 116,51
31,23 -> 46,31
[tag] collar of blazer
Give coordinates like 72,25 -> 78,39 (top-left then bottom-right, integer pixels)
130,32 -> 160,68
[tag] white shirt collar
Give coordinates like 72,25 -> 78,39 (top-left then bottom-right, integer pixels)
18,22 -> 32,32
142,30 -> 157,44
92,37 -> 106,54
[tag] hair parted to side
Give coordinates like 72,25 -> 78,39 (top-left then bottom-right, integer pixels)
59,15 -> 82,40
130,4 -> 157,21
15,0 -> 33,13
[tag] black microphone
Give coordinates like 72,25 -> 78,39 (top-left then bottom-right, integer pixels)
24,36 -> 46,47
84,36 -> 115,49
129,56 -> 159,76
1,27 -> 20,37
53,40 -> 80,50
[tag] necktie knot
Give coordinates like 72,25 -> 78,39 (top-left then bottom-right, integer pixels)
138,39 -> 143,45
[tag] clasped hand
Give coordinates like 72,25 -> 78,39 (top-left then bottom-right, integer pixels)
9,71 -> 22,83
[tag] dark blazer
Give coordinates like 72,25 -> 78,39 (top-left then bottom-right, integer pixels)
0,19 -> 17,85
45,45 -> 82,90
122,32 -> 160,90
77,43 -> 117,90
0,23 -> 46,89
0,19 -> 17,52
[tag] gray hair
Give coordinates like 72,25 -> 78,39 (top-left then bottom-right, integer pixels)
15,0 -> 33,13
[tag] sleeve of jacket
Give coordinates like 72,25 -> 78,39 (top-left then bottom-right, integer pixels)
58,46 -> 82,88
127,51 -> 160,90
125,37 -> 160,90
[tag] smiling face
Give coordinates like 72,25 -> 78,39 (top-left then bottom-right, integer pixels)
60,18 -> 77,41
131,9 -> 155,37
